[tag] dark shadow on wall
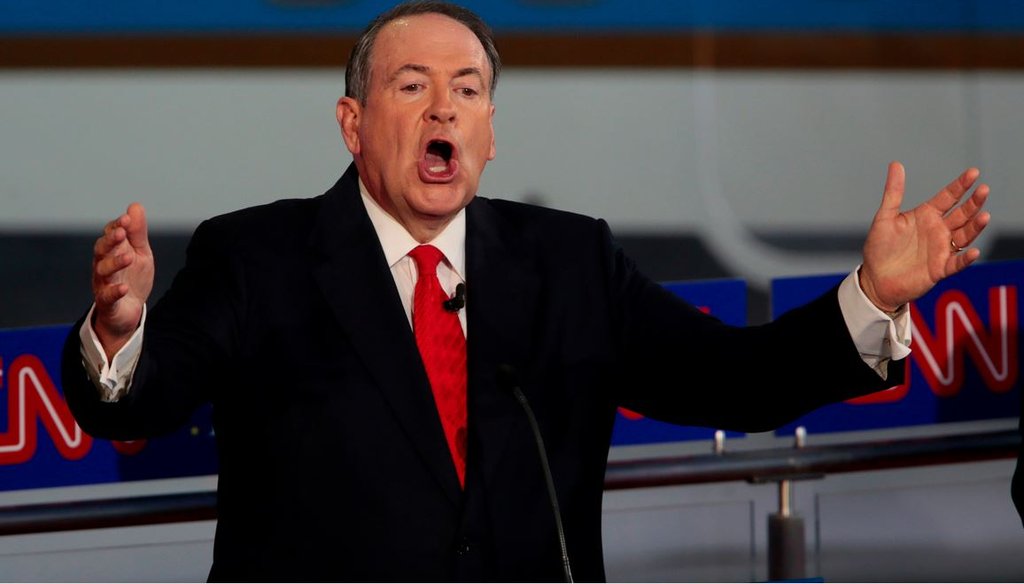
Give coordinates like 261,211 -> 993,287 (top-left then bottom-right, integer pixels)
0,233 -> 189,329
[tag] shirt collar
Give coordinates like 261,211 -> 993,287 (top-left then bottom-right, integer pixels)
359,178 -> 466,279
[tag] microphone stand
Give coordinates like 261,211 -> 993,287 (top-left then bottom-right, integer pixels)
498,365 -> 574,583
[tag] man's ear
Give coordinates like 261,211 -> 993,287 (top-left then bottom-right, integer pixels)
337,96 -> 361,155
487,103 -> 496,161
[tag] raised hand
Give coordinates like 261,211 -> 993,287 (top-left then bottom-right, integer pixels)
91,203 -> 155,359
859,161 -> 991,313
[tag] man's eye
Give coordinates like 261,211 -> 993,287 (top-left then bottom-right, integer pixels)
401,84 -> 422,93
458,87 -> 479,97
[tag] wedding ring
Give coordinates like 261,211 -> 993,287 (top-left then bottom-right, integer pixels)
951,239 -> 964,253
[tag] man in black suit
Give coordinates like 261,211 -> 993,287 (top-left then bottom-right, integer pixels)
63,1 -> 992,581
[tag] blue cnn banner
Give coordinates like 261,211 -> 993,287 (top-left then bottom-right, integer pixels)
0,325 -> 217,492
611,279 -> 747,445
772,260 -> 1022,435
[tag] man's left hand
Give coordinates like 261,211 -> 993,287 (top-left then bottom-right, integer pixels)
860,161 -> 991,313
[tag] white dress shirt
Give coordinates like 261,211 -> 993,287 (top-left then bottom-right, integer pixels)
358,180 -> 468,335
79,185 -> 910,401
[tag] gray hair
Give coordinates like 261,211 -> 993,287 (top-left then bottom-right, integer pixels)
345,1 -> 501,103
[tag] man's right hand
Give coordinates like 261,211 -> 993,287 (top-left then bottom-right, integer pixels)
92,203 -> 154,361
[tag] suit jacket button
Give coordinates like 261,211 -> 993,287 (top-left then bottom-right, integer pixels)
457,538 -> 471,555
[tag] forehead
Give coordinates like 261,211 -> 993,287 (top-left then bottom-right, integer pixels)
370,13 -> 490,81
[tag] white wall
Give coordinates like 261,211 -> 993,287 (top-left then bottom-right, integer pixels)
0,476 -> 216,582
3,68 -> 1020,283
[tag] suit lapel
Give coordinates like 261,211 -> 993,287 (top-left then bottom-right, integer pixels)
309,167 -> 462,504
464,198 -> 541,489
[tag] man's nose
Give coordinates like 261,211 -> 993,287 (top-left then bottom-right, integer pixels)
425,88 -> 456,123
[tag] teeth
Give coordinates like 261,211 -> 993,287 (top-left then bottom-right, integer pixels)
429,166 -> 447,173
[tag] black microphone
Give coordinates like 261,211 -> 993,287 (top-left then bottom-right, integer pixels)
496,364 -> 574,583
443,283 -> 466,312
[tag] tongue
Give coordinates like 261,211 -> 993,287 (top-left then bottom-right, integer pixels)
424,151 -> 450,174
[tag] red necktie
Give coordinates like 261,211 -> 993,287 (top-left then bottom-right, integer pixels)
409,245 -> 468,487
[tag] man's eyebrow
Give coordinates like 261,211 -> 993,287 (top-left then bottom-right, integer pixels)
454,67 -> 484,81
387,64 -> 486,83
388,63 -> 429,83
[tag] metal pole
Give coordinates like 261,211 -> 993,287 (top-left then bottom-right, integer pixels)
767,427 -> 808,581
768,486 -> 805,580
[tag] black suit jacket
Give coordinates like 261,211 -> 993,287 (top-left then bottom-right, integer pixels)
63,164 -> 899,581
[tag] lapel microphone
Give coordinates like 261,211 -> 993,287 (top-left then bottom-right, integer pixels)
497,364 -> 574,583
443,283 -> 467,312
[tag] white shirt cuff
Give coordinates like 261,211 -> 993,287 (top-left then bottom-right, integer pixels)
78,304 -> 146,402
838,266 -> 912,380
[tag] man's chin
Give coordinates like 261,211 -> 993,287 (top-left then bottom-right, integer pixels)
409,188 -> 473,219
420,182 -> 474,202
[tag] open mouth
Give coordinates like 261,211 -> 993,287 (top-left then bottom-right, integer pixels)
419,139 -> 458,182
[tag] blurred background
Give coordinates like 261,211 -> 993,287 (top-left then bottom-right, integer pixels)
4,0 -> 1024,326
1,1 -> 1023,581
